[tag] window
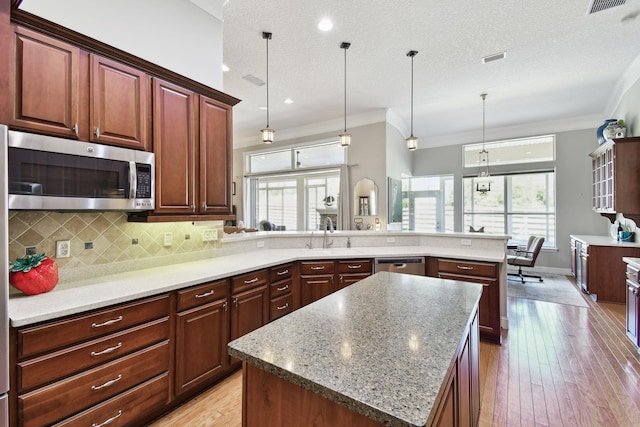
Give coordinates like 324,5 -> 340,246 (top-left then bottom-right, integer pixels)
463,172 -> 556,247
402,175 -> 454,232
245,141 -> 345,231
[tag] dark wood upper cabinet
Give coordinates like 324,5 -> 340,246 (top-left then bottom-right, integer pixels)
90,54 -> 150,150
9,26 -> 80,138
199,95 -> 232,214
152,78 -> 198,214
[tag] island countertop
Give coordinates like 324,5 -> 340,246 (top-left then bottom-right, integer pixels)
228,271 -> 483,427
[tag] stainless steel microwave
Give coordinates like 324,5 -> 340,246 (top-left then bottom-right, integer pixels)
7,131 -> 155,211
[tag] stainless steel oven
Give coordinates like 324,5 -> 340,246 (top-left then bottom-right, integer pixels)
8,130 -> 154,211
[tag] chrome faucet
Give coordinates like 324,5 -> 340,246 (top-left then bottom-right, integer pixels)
322,217 -> 334,248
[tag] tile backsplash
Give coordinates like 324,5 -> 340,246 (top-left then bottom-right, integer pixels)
8,211 -> 223,283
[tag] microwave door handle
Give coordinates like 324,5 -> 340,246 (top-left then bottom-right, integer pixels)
128,161 -> 137,199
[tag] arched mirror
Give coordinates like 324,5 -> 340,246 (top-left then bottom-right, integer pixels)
353,178 -> 378,216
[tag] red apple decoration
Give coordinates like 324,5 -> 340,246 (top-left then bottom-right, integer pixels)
9,253 -> 59,295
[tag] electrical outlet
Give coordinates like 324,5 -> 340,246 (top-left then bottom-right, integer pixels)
202,229 -> 218,242
386,237 -> 396,243
164,232 -> 173,247
56,240 -> 71,258
257,240 -> 265,248
84,242 -> 93,250
461,239 -> 472,246
25,246 -> 36,255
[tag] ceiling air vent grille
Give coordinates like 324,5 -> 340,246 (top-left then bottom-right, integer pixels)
588,0 -> 626,14
242,74 -> 265,86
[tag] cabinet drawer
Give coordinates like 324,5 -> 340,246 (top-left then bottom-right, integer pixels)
339,273 -> 370,288
18,317 -> 169,392
270,263 -> 293,282
19,341 -> 169,427
270,294 -> 293,321
53,373 -> 169,427
338,259 -> 372,274
300,261 -> 335,275
18,294 -> 170,359
270,278 -> 292,298
177,279 -> 229,312
231,269 -> 268,293
437,259 -> 497,278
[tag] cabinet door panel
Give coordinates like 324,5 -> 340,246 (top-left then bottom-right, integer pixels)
153,79 -> 198,213
10,26 -> 79,137
91,55 -> 150,150
301,275 -> 335,306
200,95 -> 232,214
230,285 -> 269,341
176,299 -> 230,396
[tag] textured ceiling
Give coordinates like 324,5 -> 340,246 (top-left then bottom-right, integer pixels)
222,0 -> 640,148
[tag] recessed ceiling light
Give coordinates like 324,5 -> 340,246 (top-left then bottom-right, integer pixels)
284,98 -> 294,104
258,106 -> 268,110
221,64 -> 230,72
318,18 -> 333,31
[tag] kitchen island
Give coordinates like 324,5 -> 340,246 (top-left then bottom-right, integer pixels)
228,271 -> 482,427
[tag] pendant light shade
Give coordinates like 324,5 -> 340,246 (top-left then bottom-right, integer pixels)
406,50 -> 418,151
339,42 -> 351,147
260,32 -> 274,144
476,93 -> 491,193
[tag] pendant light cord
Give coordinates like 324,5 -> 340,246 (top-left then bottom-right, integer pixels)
266,35 -> 270,128
344,46 -> 347,133
410,54 -> 414,137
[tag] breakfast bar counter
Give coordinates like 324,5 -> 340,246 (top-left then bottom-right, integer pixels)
228,271 -> 483,427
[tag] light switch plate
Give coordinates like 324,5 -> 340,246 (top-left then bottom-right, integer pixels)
202,229 -> 218,242
164,232 -> 173,247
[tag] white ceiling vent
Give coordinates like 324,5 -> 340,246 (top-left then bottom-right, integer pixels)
482,52 -> 506,64
587,0 -> 626,14
242,74 -> 265,86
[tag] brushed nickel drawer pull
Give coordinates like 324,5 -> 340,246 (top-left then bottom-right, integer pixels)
307,280 -> 328,284
277,302 -> 289,310
195,290 -> 215,298
347,264 -> 362,269
244,277 -> 259,284
277,269 -> 289,275
92,410 -> 122,427
311,266 -> 325,270
276,284 -> 289,291
457,265 -> 474,270
92,316 -> 123,329
91,342 -> 123,357
91,374 -> 122,391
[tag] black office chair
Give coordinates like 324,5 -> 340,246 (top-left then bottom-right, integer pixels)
507,236 -> 545,283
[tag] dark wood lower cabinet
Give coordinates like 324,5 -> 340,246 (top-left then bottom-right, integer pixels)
431,258 -> 501,344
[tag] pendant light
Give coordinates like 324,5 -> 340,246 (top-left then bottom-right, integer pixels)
406,50 -> 418,151
339,42 -> 351,147
260,32 -> 274,144
476,93 -> 491,193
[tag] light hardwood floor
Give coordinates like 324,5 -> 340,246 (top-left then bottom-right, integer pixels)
150,277 -> 640,427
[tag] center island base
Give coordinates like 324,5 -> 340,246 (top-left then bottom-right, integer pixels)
229,272 -> 482,427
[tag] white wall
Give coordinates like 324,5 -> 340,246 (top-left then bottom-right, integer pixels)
613,75 -> 640,137
18,0 -> 223,89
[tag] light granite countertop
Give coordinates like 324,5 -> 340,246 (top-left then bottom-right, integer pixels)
571,234 -> 640,247
9,245 -> 503,327
228,271 -> 483,427
623,257 -> 640,269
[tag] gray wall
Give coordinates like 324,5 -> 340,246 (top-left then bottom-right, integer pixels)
613,75 -> 640,137
412,128 -> 608,271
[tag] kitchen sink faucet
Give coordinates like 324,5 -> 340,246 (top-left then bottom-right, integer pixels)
322,217 -> 334,248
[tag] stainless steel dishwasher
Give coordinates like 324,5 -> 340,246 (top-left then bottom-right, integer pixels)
374,257 -> 426,276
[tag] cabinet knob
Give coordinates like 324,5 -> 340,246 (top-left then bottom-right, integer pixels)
190,204 -> 196,212
223,301 -> 228,311
73,123 -> 79,136
233,297 -> 239,307
202,203 -> 208,210
94,127 -> 100,138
